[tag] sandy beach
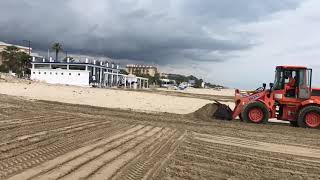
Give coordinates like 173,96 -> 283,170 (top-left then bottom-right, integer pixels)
1,93 -> 319,180
0,82 -> 224,114
156,87 -> 235,96
0,79 -> 319,180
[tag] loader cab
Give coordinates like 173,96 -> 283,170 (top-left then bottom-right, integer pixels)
273,66 -> 312,99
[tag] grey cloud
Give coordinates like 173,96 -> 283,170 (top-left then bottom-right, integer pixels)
0,0 -> 301,65
180,0 -> 300,23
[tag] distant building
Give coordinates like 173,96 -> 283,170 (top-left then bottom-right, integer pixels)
126,64 -> 158,77
160,73 -> 169,78
0,41 -> 32,65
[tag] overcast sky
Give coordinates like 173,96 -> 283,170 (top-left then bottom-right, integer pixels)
1,0 -> 320,88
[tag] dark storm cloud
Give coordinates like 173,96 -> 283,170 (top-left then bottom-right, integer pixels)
0,0 -> 301,64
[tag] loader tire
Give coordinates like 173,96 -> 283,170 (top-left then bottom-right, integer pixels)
297,106 -> 320,128
239,114 -> 243,121
242,102 -> 269,124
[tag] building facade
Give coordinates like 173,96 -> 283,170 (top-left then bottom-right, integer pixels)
126,64 -> 158,77
31,58 -> 120,87
30,57 -> 149,88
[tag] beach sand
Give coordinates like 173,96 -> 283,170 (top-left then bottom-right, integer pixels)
0,82 -> 225,114
156,87 -> 235,96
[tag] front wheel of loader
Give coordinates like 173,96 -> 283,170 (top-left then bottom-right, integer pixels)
242,102 -> 269,124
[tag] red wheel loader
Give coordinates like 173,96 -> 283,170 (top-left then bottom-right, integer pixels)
222,66 -> 320,128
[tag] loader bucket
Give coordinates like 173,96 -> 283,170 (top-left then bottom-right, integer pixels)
193,101 -> 233,121
213,100 -> 233,120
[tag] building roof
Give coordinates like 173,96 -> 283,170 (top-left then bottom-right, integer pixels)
31,61 -> 120,70
126,64 -> 157,68
276,65 -> 307,69
0,41 -> 32,51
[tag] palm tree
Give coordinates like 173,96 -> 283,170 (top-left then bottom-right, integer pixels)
51,42 -> 63,61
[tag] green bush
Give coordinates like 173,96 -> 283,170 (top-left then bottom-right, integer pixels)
0,64 -> 7,72
0,46 -> 31,76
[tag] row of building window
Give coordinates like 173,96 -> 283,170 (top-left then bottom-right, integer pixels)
33,71 -> 81,76
133,70 -> 149,73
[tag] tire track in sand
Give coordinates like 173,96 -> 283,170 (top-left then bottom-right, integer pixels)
6,124 -> 146,180
146,131 -> 187,180
0,115 -> 73,131
77,127 -> 166,180
193,132 -> 320,159
111,130 -> 185,180
0,120 -> 113,161
185,139 -> 320,169
0,116 -> 85,142
0,120 -> 105,150
0,123 -> 131,179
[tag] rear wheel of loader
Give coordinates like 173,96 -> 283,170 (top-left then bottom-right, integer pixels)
242,102 -> 269,124
297,106 -> 320,128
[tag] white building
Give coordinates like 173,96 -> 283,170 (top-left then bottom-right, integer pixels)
119,74 -> 148,89
30,57 -> 149,88
30,57 -> 120,87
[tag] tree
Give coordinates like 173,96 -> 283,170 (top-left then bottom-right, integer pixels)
194,79 -> 204,88
52,42 -> 63,61
149,73 -> 161,85
0,46 -> 31,76
1,46 -> 19,73
167,74 -> 189,84
0,64 -> 6,72
18,52 -> 32,76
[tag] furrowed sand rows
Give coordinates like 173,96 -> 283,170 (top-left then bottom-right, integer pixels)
158,133 -> 320,179
7,125 -> 184,180
0,116 -> 132,179
1,94 -> 320,180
